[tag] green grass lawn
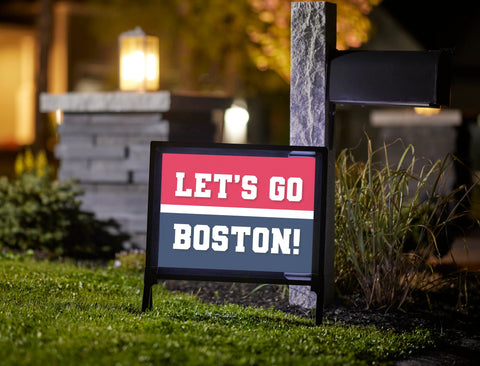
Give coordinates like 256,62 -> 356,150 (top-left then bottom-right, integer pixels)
0,255 -> 433,365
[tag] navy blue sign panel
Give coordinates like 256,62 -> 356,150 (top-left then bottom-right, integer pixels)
158,214 -> 314,274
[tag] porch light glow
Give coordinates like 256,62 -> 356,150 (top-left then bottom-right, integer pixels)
414,106 -> 441,116
224,100 -> 250,144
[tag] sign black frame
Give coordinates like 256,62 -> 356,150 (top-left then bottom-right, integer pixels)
141,142 -> 328,324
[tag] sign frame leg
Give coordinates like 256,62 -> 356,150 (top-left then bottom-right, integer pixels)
141,272 -> 154,312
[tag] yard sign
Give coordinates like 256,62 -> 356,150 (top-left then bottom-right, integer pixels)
142,142 -> 328,322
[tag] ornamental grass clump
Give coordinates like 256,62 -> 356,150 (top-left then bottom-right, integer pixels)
335,138 -> 470,310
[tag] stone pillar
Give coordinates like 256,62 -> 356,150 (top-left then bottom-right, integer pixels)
40,91 -> 231,249
289,1 -> 336,309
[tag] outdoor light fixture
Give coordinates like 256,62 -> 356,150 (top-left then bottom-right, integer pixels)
55,109 -> 63,125
414,107 -> 441,116
223,100 -> 250,144
119,26 -> 159,91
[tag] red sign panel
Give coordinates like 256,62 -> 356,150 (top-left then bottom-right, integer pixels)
161,152 -> 316,212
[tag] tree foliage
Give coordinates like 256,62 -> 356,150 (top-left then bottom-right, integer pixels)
247,0 -> 383,83
88,0 -> 382,93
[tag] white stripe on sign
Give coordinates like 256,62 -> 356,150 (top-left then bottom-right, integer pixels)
160,204 -> 314,220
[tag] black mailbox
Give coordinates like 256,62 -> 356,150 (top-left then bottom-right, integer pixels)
328,50 -> 451,107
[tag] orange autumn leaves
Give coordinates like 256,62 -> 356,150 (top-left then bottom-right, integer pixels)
247,0 -> 382,82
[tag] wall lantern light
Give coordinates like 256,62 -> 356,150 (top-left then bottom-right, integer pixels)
119,26 -> 159,91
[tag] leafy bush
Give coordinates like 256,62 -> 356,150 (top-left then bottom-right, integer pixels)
334,138 -> 472,310
0,172 -> 129,259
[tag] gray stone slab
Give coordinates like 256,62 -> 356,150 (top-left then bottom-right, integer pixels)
58,121 -> 169,136
137,122 -> 169,136
40,91 -> 171,113
55,144 -> 126,160
79,183 -> 148,194
128,145 -> 150,162
90,161 -> 130,173
58,169 -> 89,182
89,160 -> 140,171
58,160 -> 89,171
131,171 -> 150,184
62,114 -> 90,124
58,135 -> 94,146
88,170 -> 129,183
59,169 -> 128,184
96,135 -> 166,146
89,113 -> 163,124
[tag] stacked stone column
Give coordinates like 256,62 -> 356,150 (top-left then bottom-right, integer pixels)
40,91 -> 230,249
56,112 -> 168,248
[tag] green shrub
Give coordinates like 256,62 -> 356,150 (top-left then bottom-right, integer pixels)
0,172 -> 129,259
334,138 -> 472,310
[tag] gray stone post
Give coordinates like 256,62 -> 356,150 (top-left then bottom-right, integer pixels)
289,1 -> 336,309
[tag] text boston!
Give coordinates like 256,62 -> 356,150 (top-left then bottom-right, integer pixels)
172,224 -> 302,255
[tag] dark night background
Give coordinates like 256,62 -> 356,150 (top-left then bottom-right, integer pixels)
383,0 -> 480,113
